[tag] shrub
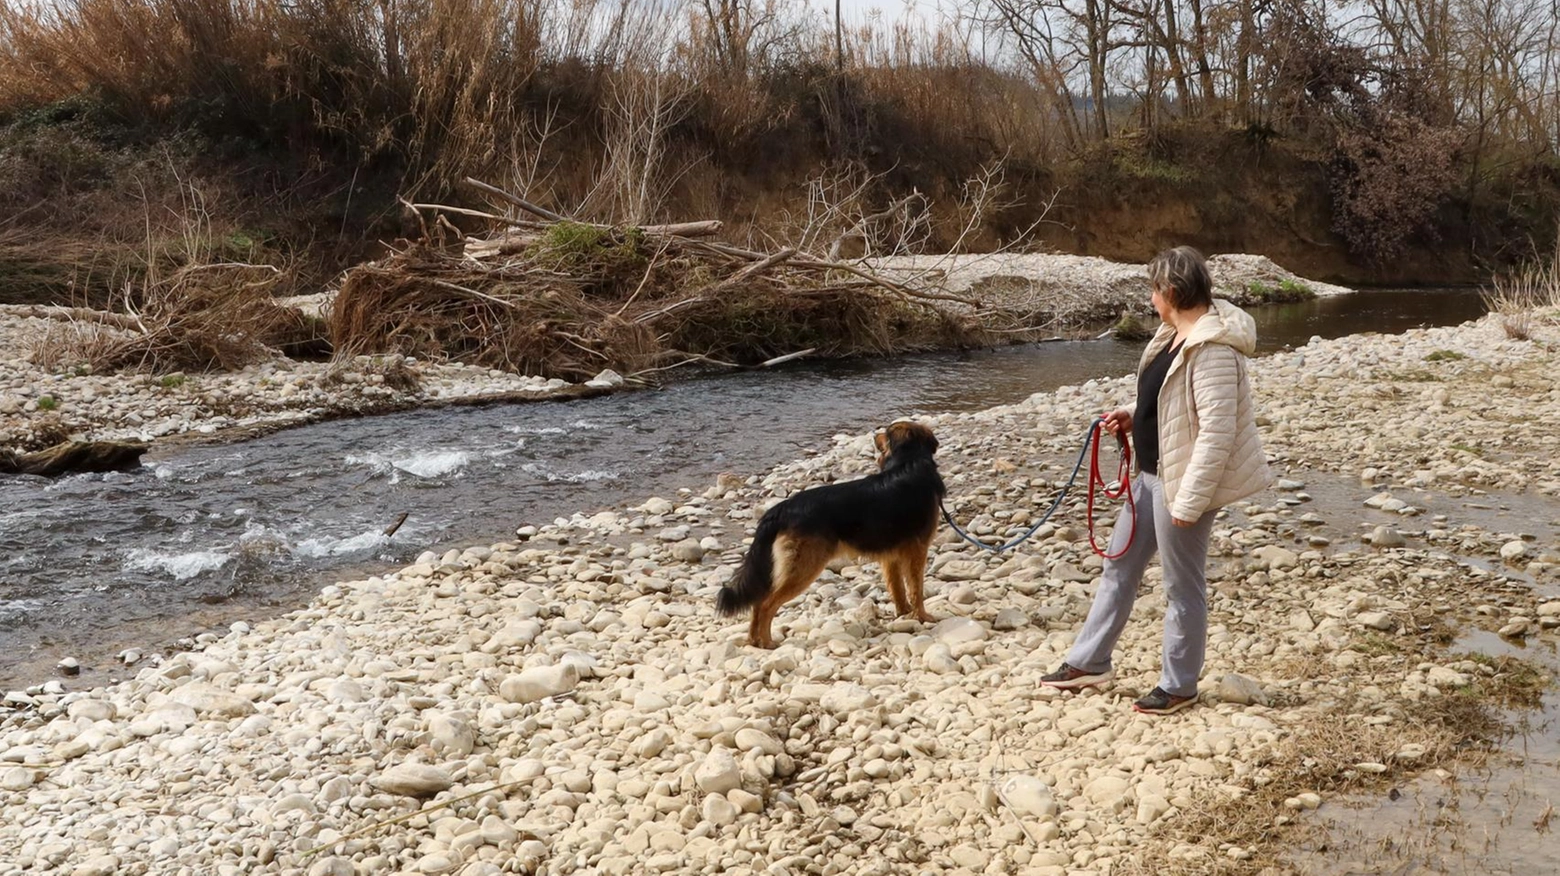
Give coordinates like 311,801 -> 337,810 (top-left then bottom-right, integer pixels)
1329,111 -> 1461,265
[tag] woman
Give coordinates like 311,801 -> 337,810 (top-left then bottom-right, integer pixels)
1041,246 -> 1271,715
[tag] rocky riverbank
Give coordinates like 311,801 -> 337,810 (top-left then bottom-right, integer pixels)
0,252 -> 1341,454
0,302 -> 625,453
2,307 -> 1557,875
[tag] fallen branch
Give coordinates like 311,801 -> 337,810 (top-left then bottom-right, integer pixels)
382,512 -> 409,537
7,305 -> 144,332
461,178 -> 722,237
753,348 -> 815,368
409,203 -> 547,229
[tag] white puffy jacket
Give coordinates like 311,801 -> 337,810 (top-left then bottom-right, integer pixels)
1128,299 -> 1273,523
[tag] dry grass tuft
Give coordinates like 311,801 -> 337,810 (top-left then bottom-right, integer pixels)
1483,234 -> 1560,340
29,264 -> 303,373
24,414 -> 75,450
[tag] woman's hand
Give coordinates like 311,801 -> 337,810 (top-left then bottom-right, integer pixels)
1172,516 -> 1196,528
1101,408 -> 1132,437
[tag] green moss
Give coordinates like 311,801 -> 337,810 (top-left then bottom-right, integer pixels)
534,221 -> 648,279
1244,278 -> 1315,303
1115,152 -> 1193,184
1425,349 -> 1467,362
1111,312 -> 1155,341
1278,278 -> 1314,299
36,394 -> 58,411
1458,653 -> 1551,708
1351,632 -> 1402,656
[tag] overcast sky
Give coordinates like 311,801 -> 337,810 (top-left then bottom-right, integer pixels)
805,0 -> 949,26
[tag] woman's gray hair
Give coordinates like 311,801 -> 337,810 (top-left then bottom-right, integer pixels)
1147,246 -> 1213,311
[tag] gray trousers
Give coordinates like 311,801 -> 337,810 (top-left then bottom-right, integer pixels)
1065,471 -> 1215,697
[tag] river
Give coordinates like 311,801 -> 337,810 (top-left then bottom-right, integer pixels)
0,288 -> 1487,689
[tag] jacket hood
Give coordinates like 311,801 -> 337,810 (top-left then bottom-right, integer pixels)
1185,299 -> 1257,356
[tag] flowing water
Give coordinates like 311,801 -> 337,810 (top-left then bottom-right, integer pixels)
0,289 -> 1488,689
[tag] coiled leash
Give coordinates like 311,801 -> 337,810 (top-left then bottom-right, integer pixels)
939,417 -> 1136,558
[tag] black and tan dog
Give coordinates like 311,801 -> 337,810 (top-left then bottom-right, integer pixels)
716,421 -> 946,648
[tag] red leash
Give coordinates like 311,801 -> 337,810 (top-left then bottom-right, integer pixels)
1087,420 -> 1135,559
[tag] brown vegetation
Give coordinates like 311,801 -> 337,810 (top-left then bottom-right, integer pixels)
0,0 -> 1550,310
28,263 -> 327,374
330,182 -> 1001,380
1483,226 -> 1560,341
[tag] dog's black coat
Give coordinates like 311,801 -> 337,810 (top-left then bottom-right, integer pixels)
716,426 -> 945,616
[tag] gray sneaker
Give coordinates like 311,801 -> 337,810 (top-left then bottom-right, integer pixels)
1040,663 -> 1114,690
1132,686 -> 1198,715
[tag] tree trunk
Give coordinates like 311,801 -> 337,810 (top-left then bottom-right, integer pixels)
1159,0 -> 1192,113
1235,0 -> 1253,124
1188,0 -> 1218,116
0,441 -> 148,477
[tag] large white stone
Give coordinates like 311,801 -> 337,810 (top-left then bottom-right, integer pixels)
1251,545 -> 1299,570
63,699 -> 116,722
1500,540 -> 1529,562
1214,673 -> 1268,706
169,684 -> 256,717
701,793 -> 739,826
695,748 -> 741,794
931,617 -> 986,645
1084,775 -> 1133,810
1426,666 -> 1469,688
733,728 -> 781,755
428,713 -> 475,757
70,855 -> 120,876
936,559 -> 986,581
819,684 -> 877,715
0,766 -> 32,791
499,664 -> 580,704
372,764 -> 454,798
998,775 -> 1056,819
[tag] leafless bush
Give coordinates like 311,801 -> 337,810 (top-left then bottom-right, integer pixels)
29,264 -> 293,373
779,162 -> 931,260
28,318 -> 136,372
1330,112 -> 1462,265
582,70 -> 698,225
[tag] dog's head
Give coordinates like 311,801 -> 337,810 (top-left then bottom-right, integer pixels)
874,421 -> 938,468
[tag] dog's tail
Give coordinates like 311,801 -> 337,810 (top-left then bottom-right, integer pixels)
716,512 -> 783,616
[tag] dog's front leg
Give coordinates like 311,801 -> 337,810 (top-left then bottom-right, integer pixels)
905,543 -> 935,623
882,558 -> 913,616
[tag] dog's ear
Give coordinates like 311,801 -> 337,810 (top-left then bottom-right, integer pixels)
890,421 -> 938,456
874,429 -> 889,454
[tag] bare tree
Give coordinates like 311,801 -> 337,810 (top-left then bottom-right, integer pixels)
981,0 -> 1126,143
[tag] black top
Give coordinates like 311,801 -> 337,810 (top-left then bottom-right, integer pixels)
1133,339 -> 1183,475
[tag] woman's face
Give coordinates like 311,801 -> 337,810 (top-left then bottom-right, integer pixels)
1151,284 -> 1174,324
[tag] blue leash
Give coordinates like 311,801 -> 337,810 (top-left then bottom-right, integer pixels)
939,417 -> 1122,554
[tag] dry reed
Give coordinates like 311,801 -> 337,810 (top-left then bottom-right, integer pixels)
28,264 -> 311,373
1482,234 -> 1560,341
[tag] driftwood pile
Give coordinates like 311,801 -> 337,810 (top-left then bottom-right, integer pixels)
329,179 -> 998,381
25,266 -> 330,374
